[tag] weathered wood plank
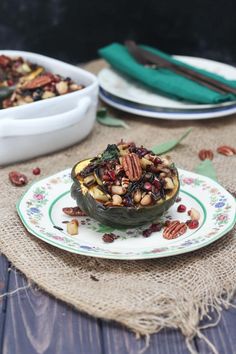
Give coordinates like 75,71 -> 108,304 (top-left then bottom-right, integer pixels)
2,268 -> 103,354
195,299 -> 236,354
2,259 -> 236,354
0,254 -> 10,353
101,321 -> 194,354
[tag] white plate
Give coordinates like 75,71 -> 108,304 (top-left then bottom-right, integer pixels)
17,168 -> 236,260
99,89 -> 236,120
98,55 -> 236,119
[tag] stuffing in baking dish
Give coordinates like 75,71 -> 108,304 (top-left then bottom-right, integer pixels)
0,54 -> 84,109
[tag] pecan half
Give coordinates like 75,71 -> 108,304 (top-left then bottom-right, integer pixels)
9,171 -> 28,186
163,220 -> 187,240
217,145 -> 236,156
122,153 -> 142,181
198,149 -> 214,161
22,74 -> 53,90
0,55 -> 10,67
62,206 -> 87,216
102,233 -> 119,243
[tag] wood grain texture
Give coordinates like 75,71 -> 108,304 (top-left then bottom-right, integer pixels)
0,254 -> 10,353
1,255 -> 236,354
195,298 -> 236,354
1,268 -> 103,354
101,321 -> 194,354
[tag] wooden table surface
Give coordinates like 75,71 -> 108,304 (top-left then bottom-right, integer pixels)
0,253 -> 236,354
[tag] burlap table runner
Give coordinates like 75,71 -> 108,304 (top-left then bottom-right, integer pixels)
0,60 -> 236,352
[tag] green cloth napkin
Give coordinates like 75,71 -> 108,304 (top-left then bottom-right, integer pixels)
99,43 -> 236,104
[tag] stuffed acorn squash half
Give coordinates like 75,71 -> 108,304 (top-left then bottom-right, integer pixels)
71,141 -> 179,228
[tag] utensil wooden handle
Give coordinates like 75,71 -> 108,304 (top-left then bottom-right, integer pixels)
125,41 -> 236,95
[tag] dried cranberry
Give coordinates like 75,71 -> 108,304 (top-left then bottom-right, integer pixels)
150,223 -> 162,232
144,182 -> 152,191
123,197 -> 133,207
102,174 -> 110,182
136,147 -> 150,158
102,233 -> 118,243
186,220 -> 199,229
107,170 -> 116,181
154,157 -> 162,164
149,165 -> 159,174
177,204 -> 186,213
153,178 -> 161,189
9,171 -> 28,186
142,229 -> 152,237
32,167 -> 41,175
175,196 -> 182,203
7,79 -> 14,86
53,75 -> 61,83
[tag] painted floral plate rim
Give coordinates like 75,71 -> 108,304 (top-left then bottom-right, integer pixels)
16,168 -> 236,260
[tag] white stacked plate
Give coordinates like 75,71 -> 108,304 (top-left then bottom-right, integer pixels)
98,55 -> 236,120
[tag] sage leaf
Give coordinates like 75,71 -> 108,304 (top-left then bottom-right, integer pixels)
97,223 -> 128,233
97,224 -> 115,233
194,159 -> 217,181
151,128 -> 192,155
97,108 -> 129,129
100,144 -> 120,161
97,108 -> 107,118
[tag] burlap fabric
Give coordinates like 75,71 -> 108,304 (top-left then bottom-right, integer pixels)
0,60 -> 236,351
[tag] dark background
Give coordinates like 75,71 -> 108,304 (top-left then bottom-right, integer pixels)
0,0 -> 235,65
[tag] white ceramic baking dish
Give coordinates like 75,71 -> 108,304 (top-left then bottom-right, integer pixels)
0,50 -> 98,165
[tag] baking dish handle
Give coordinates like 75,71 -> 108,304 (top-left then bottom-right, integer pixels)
0,96 -> 91,137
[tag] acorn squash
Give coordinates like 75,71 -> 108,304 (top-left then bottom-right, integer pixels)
71,142 -> 180,228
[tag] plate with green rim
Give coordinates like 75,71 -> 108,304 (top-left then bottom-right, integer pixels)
16,168 -> 236,260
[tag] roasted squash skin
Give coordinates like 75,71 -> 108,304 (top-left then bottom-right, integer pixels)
71,159 -> 180,228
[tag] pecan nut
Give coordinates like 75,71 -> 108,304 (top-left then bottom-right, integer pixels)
163,220 -> 187,240
198,149 -> 214,161
0,55 -> 10,67
22,74 -> 53,90
217,145 -> 236,156
122,153 -> 142,181
9,171 -> 28,186
102,233 -> 119,243
62,206 -> 87,216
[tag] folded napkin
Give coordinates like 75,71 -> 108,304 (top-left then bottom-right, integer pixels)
99,43 -> 236,104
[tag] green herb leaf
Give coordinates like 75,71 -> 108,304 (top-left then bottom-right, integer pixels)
151,128 -> 192,155
194,159 -> 217,181
97,224 -> 116,233
100,144 -> 120,161
97,108 -> 129,129
97,223 -> 129,233
97,108 -> 107,118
